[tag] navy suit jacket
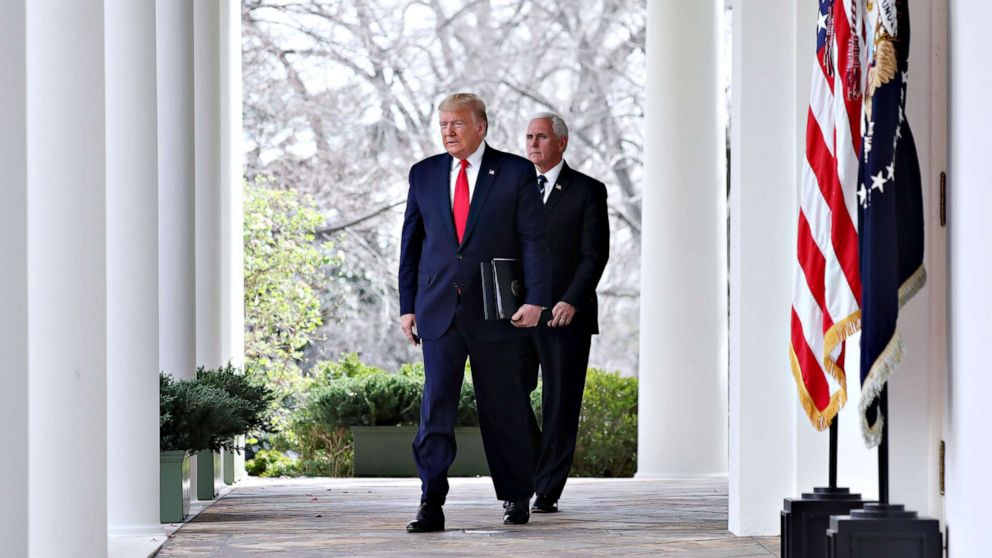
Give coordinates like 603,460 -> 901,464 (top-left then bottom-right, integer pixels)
539,162 -> 610,334
399,144 -> 551,341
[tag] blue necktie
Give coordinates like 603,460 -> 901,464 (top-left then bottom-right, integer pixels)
537,175 -> 548,199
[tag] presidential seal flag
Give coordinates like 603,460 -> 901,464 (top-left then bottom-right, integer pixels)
856,0 -> 926,448
790,0 -> 866,431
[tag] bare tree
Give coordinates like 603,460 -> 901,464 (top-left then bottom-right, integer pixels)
242,0 -> 645,374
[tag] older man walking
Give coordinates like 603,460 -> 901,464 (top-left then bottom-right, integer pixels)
521,112 -> 610,513
398,94 -> 550,532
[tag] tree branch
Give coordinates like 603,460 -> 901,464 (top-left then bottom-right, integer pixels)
317,200 -> 405,236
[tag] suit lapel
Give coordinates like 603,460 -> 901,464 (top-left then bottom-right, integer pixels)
543,161 -> 571,215
434,153 -> 459,246
460,144 -> 499,247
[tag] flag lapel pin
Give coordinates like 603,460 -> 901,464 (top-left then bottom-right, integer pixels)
488,169 -> 495,175
555,183 -> 562,190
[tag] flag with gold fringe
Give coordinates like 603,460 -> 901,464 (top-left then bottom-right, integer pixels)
790,0 -> 867,431
856,0 -> 926,447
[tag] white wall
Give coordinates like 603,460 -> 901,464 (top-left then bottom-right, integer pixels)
946,1 -> 992,554
924,0 -> 949,525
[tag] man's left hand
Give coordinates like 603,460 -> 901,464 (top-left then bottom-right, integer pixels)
547,301 -> 577,328
511,303 -> 544,328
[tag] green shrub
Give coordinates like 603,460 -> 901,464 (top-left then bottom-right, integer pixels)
161,365 -> 277,454
276,356 -> 479,477
571,369 -> 638,477
311,352 -> 384,381
291,421 -> 354,477
301,357 -> 476,429
245,449 -> 299,477
526,369 -> 637,477
530,384 -> 543,422
456,378 -> 480,427
196,363 -> 276,435
398,361 -> 425,377
160,373 -> 248,453
275,356 -> 637,478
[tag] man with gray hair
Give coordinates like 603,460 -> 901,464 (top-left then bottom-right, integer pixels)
521,112 -> 610,513
399,93 -> 550,531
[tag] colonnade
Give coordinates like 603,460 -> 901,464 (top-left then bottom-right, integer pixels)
0,1 -> 243,554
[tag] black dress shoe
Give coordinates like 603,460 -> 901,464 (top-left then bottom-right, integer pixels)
406,503 -> 444,533
503,498 -> 530,525
532,495 -> 558,513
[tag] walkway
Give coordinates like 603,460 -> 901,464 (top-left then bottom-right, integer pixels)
157,477 -> 780,557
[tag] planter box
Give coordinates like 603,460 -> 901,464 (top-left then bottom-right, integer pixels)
196,449 -> 222,500
223,435 -> 248,484
352,426 -> 490,477
160,451 -> 190,523
233,434 -> 247,481
223,447 -> 236,485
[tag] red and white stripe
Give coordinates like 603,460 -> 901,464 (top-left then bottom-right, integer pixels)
790,0 -> 865,430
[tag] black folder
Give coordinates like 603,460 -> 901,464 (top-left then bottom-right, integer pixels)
480,258 -> 525,320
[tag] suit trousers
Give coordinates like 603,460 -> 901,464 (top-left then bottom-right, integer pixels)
414,307 -> 539,506
525,325 -> 592,500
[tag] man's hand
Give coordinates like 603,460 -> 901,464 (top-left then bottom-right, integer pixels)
400,313 -> 420,346
510,303 -> 544,328
547,301 -> 577,328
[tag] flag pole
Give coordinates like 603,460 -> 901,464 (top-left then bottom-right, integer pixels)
829,416 -> 838,489
877,387 -> 889,506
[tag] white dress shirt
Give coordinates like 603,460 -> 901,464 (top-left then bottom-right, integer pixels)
537,159 -> 565,204
450,141 -> 487,207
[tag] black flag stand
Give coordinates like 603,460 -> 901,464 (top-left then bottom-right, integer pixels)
826,387 -> 943,557
781,415 -> 869,558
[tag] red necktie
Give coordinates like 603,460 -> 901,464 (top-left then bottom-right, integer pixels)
453,159 -> 470,243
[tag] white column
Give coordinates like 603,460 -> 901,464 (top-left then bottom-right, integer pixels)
0,2 -> 29,555
195,0 -> 225,370
221,0 -> 248,480
637,0 -> 728,477
947,1 -> 992,554
158,0 -> 197,382
27,1 -> 109,554
158,0 -> 199,496
728,0 -> 798,535
195,0 -> 228,489
106,0 -> 162,538
222,0 -> 245,369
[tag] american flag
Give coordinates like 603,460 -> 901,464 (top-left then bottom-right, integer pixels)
789,0 -> 865,431
857,0 -> 926,448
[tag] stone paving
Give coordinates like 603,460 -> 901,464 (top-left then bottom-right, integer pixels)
156,476 -> 780,557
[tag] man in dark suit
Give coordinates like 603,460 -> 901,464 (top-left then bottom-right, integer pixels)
398,93 -> 550,532
522,112 -> 610,513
